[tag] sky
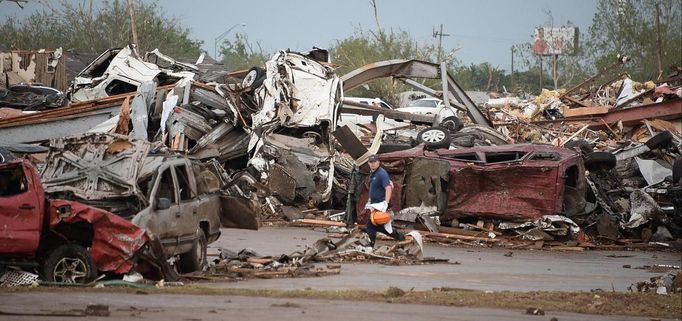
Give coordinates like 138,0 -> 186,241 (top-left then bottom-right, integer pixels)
0,0 -> 599,71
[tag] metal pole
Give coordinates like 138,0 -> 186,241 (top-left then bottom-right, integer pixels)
214,23 -> 246,61
510,46 -> 514,91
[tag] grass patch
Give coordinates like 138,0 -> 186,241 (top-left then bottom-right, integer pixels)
2,285 -> 680,318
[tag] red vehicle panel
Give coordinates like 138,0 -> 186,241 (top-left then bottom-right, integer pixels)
0,159 -> 45,256
355,144 -> 585,222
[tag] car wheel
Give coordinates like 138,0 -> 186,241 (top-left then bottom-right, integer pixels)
439,116 -> 463,133
417,127 -> 451,150
178,230 -> 207,273
584,152 -> 617,172
42,244 -> 98,284
564,139 -> 593,155
645,131 -> 673,150
242,67 -> 266,91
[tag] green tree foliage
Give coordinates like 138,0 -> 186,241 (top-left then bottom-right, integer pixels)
452,63 -> 507,93
219,33 -> 269,71
0,0 -> 202,57
586,0 -> 681,80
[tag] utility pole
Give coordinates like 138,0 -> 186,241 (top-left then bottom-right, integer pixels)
510,46 -> 515,91
432,24 -> 450,63
655,4 -> 663,80
127,0 -> 139,47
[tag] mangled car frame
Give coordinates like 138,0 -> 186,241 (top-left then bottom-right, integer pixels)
40,133 -> 262,274
347,143 -> 589,225
221,49 -> 343,206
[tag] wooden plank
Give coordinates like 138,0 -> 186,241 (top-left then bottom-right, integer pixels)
420,231 -> 500,242
564,106 -> 609,118
292,219 -> 346,227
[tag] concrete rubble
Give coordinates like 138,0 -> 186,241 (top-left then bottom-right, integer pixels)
1,44 -> 681,287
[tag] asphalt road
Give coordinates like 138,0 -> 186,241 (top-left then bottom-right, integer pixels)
208,226 -> 681,292
0,291 -> 671,321
1,226 -> 679,321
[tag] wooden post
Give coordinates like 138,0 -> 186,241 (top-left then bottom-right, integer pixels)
127,0 -> 139,47
655,4 -> 663,80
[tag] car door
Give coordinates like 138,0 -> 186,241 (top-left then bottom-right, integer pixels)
0,162 -> 43,255
149,165 -> 181,255
172,163 -> 201,255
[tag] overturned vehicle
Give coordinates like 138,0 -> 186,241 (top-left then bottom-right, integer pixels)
346,143 -> 594,228
40,133 -> 263,274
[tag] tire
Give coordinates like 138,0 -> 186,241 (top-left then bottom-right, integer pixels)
564,139 -> 593,155
673,159 -> 682,184
584,152 -> 617,172
439,116 -> 463,133
242,67 -> 266,90
42,244 -> 98,284
178,230 -> 207,273
417,127 -> 451,150
645,131 -> 673,150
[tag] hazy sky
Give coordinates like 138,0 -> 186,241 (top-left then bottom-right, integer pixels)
1,0 -> 598,71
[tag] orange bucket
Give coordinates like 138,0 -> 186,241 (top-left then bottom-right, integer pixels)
370,209 -> 390,225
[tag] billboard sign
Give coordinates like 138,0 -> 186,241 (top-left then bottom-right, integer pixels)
533,27 -> 579,56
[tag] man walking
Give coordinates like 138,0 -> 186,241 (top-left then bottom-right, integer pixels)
365,154 -> 405,247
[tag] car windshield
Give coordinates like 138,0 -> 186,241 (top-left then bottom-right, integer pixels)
408,99 -> 438,108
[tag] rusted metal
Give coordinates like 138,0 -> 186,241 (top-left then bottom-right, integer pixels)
341,59 -> 492,127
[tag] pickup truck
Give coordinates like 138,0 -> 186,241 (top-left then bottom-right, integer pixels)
40,133 -> 261,273
1,157 -> 155,283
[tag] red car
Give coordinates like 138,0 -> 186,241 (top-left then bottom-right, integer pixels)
0,158 -> 157,283
351,144 -> 587,223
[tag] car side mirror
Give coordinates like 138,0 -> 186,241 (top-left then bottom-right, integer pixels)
156,198 -> 171,210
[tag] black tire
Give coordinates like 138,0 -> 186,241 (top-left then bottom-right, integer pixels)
178,230 -> 207,273
564,139 -> 593,155
584,152 -> 617,172
417,127 -> 451,150
645,131 -> 673,150
42,244 -> 98,284
242,67 -> 266,90
673,159 -> 682,184
439,116 -> 463,133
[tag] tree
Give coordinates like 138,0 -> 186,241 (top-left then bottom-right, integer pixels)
330,27 -> 458,106
0,0 -> 203,57
218,33 -> 269,71
585,0 -> 681,80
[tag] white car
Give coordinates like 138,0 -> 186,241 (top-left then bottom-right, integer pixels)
395,98 -> 462,131
338,97 -> 394,136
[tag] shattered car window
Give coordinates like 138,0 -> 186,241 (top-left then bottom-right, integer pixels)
174,164 -> 192,201
485,152 -> 527,163
0,165 -> 27,197
157,168 -> 176,204
105,80 -> 138,96
408,100 -> 438,108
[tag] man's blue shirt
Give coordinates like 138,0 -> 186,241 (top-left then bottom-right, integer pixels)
369,167 -> 390,203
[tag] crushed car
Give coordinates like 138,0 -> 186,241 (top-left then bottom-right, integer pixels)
223,49 -> 343,206
346,143 -> 595,226
40,133 -> 263,273
0,157 -> 165,283
70,45 -> 197,103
